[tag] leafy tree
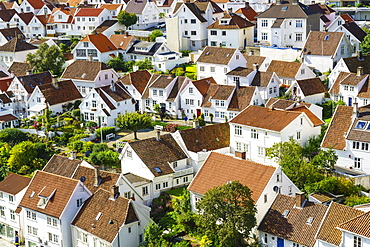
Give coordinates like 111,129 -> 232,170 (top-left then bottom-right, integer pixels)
117,11 -> 137,28
0,129 -> 28,146
26,43 -> 65,76
116,112 -> 152,139
196,181 -> 257,247
344,194 -> 370,207
135,59 -> 153,70
59,43 -> 68,53
8,141 -> 38,174
361,34 -> 370,54
149,29 -> 163,42
89,150 -> 119,167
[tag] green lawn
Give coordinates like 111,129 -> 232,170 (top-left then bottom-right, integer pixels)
166,186 -> 187,198
185,65 -> 197,73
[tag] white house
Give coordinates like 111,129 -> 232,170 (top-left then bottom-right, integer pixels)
329,69 -> 368,107
206,12 -> 255,49
80,81 -> 136,127
286,77 -> 327,104
118,70 -> 152,112
229,104 -> 324,166
302,31 -> 352,73
72,8 -> 112,37
46,8 -> 75,37
8,12 -> 34,38
166,1 -> 224,51
109,34 -> 136,60
71,188 -> 151,247
337,211 -> 370,247
0,37 -> 37,68
0,173 -> 31,243
125,0 -> 161,30
27,79 -> 83,117
172,122 -> 230,172
196,46 -> 247,84
61,60 -> 120,97
119,133 -> 192,206
72,33 -> 118,63
18,170 -> 92,247
17,0 -> 50,14
322,104 -> 370,175
188,152 -> 300,224
256,2 -> 321,48
266,60 -> 316,87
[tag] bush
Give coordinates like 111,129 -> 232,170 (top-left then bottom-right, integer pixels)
164,124 -> 179,133
83,142 -> 95,152
67,141 -> 84,152
344,195 -> 370,207
95,127 -> 116,139
69,134 -> 90,142
180,50 -> 192,57
0,129 -> 28,146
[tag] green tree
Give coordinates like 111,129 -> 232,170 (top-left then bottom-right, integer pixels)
26,43 -> 65,76
89,150 -> 120,167
8,141 -> 38,174
361,34 -> 370,54
0,129 -> 28,146
117,11 -> 137,28
59,43 -> 68,53
149,30 -> 163,42
116,112 -> 152,139
196,181 -> 257,247
135,59 -> 153,70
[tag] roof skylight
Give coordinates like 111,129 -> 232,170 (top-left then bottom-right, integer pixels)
355,121 -> 367,129
154,167 -> 162,173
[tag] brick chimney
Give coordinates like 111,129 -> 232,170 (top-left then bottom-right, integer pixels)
94,166 -> 100,187
295,192 -> 305,208
110,185 -> 120,200
357,66 -> 363,76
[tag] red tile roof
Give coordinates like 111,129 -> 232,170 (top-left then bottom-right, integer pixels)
0,173 -> 31,195
188,152 -> 276,202
338,211 -> 370,238
19,170 -> 81,218
27,0 -> 46,10
80,33 -> 117,53
341,13 -> 354,23
75,8 -> 104,16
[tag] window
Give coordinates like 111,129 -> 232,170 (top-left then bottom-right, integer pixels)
297,131 -> 301,140
173,161 -> 177,168
191,19 -> 196,23
184,31 -> 188,36
353,141 -> 360,150
296,20 -> 302,27
210,30 -> 217,35
251,129 -> 258,139
296,33 -> 303,41
163,182 -> 168,188
200,66 -> 204,72
0,192 -> 2,198
77,198 -> 83,207
156,184 -> 161,190
153,89 -> 157,96
350,86 -> 354,91
277,174 -> 281,182
362,142 -> 369,151
262,20 -> 268,27
191,31 -> 196,35
354,157 -> 361,169
288,186 -> 293,195
261,33 -> 268,40
142,186 -> 149,196
88,49 -> 98,57
210,41 -> 217,46
236,142 -> 248,152
189,87 -> 193,94
258,147 -> 265,156
204,110 -> 208,116
264,194 -> 268,203
293,243 -> 300,247
354,236 -> 362,247
235,125 -> 242,135
222,31 -> 226,36
127,150 -> 132,158
10,209 -> 15,220
183,176 -> 189,183
76,49 -> 86,57
301,69 -> 305,74
344,85 -> 348,91
139,234 -> 143,243
264,233 -> 268,243
210,67 -> 215,72
9,195 -> 14,202
49,233 -> 59,243
0,206 -> 4,217
159,90 -> 163,97
341,45 -> 345,55
37,97 -> 41,103
128,227 -> 132,233
364,99 -> 368,105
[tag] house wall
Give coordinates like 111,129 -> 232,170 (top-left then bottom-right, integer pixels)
207,27 -> 254,49
134,2 -> 160,30
328,58 -> 349,89
303,54 -> 335,73
341,231 -> 370,247
73,10 -> 111,36
179,81 -> 204,119
258,232 -> 307,247
260,46 -> 301,62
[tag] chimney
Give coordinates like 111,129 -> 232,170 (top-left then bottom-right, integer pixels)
253,63 -> 259,71
17,33 -> 22,39
110,185 -> 120,200
69,151 -> 77,159
357,50 -> 364,61
295,192 -> 305,208
268,104 -> 274,111
245,1 -> 250,9
110,81 -> 116,92
236,80 -> 240,90
94,166 -> 100,186
52,75 -> 59,88
357,66 -> 363,76
353,102 -> 359,118
88,55 -> 93,61
156,128 -> 161,141
193,118 -> 199,128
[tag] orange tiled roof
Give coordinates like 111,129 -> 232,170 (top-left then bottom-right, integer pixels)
75,8 -> 104,17
80,33 -> 117,53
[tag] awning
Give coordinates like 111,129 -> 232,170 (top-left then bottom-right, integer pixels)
28,104 -> 47,112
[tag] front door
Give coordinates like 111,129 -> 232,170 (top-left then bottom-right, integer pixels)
349,97 -> 353,106
196,109 -> 201,117
277,238 -> 284,247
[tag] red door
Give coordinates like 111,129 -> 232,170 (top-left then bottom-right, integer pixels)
196,109 -> 201,117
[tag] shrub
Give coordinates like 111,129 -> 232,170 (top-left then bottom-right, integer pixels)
67,141 -> 84,152
69,134 -> 90,142
344,195 -> 370,207
163,124 -> 179,132
95,127 -> 116,139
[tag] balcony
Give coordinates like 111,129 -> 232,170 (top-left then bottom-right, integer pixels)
173,167 -> 194,178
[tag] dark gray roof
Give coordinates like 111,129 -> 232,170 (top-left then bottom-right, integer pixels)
173,2 -> 207,22
342,22 -> 367,42
127,40 -> 163,56
257,2 -> 320,19
0,37 -> 37,52
0,28 -> 25,42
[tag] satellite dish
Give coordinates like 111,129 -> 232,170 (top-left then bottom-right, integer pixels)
80,176 -> 86,182
273,186 -> 279,193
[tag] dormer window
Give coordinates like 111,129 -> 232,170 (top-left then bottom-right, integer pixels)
220,20 -> 228,24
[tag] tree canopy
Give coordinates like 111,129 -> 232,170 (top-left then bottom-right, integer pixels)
117,11 -> 137,28
149,29 -> 163,42
361,34 -> 370,54
115,112 -> 152,139
26,43 -> 65,76
196,181 -> 257,246
135,59 -> 153,70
